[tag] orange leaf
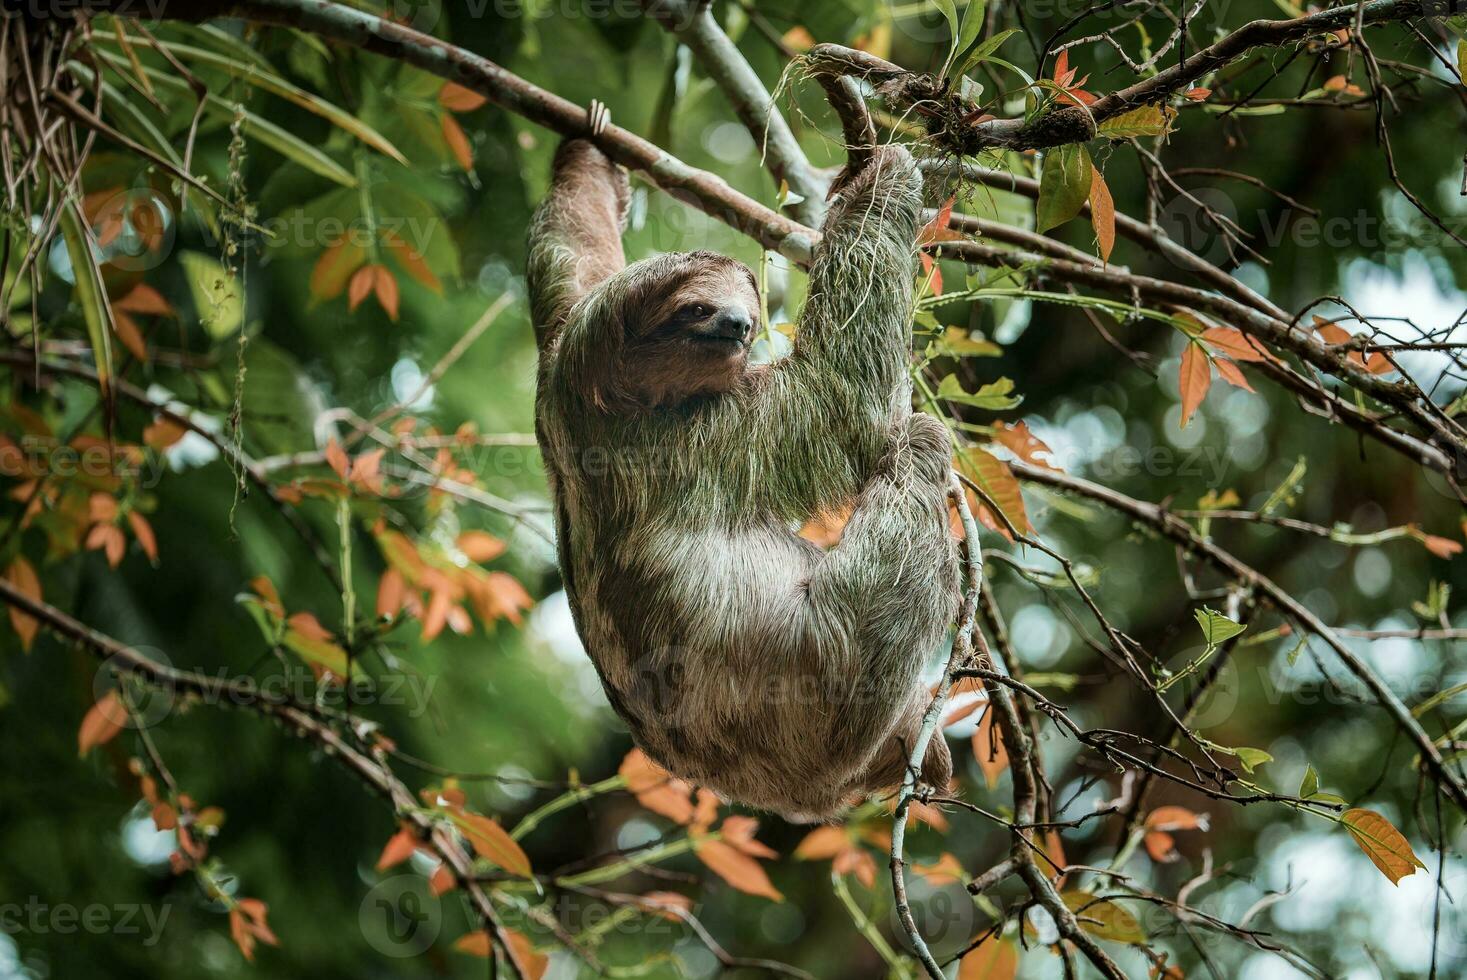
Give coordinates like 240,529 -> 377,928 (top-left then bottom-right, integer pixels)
449,810 -> 532,878
373,265 -> 401,322
694,838 -> 783,900
960,934 -> 1018,980
794,826 -> 850,860
143,418 -> 187,450
913,852 -> 965,885
505,930 -> 549,980
1199,326 -> 1268,363
1184,87 -> 1211,101
720,815 -> 777,858
79,690 -> 126,756
441,115 -> 474,170
453,930 -> 492,957
376,827 -> 418,871
3,557 -> 40,651
126,512 -> 158,562
112,310 -> 148,362
438,81 -> 488,112
458,530 -> 506,563
972,705 -> 1009,788
347,264 -> 375,313
1342,808 -> 1425,884
1088,166 -> 1115,262
377,567 -> 407,619
86,524 -> 127,567
382,230 -> 443,295
1144,830 -> 1178,863
832,846 -> 878,887
1214,358 -> 1254,392
1178,342 -> 1211,429
619,748 -> 697,824
429,862 -> 456,896
114,283 -> 172,315
324,439 -> 351,480
310,237 -> 367,300
991,420 -> 1059,470
1144,806 -> 1207,832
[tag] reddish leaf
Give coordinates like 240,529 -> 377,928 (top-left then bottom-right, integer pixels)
960,934 -> 1018,980
694,838 -> 784,900
1200,326 -> 1269,363
86,524 -> 127,567
1178,342 -> 1211,429
114,283 -> 172,315
79,689 -> 126,756
1184,87 -> 1212,101
453,930 -> 492,957
3,557 -> 40,651
373,265 -> 401,322
972,705 -> 1009,788
377,567 -> 407,619
449,810 -> 533,878
1342,808 -> 1426,884
382,230 -> 443,295
429,862 -> 456,896
458,531 -> 506,563
438,81 -> 488,112
126,512 -> 159,562
376,827 -> 418,871
347,264 -> 375,313
112,311 -> 148,362
720,815 -> 777,858
324,439 -> 351,480
991,420 -> 1059,470
794,826 -> 850,860
619,748 -> 697,824
310,237 -> 367,300
1214,358 -> 1255,392
441,115 -> 474,170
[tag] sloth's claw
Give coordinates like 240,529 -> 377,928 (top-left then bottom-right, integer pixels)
587,99 -> 610,137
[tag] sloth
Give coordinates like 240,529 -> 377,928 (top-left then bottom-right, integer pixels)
528,134 -> 958,821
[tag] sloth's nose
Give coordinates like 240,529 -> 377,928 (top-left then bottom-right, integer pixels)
709,308 -> 752,343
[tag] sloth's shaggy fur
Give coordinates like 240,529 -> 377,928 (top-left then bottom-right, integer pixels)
529,140 -> 958,821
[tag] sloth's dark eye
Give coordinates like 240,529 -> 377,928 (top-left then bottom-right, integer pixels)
682,303 -> 713,319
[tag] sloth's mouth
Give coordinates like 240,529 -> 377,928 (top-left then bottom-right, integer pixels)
687,333 -> 748,353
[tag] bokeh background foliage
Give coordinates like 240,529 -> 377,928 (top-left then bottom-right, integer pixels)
1,0 -> 1466,977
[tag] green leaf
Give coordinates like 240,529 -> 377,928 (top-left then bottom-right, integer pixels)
58,200 -> 115,393
1098,105 -> 1176,139
1459,41 -> 1466,83
1234,747 -> 1273,773
930,0 -> 961,52
1060,891 -> 1146,944
937,373 -> 1022,410
92,50 -> 358,187
948,0 -> 989,75
178,251 -> 244,340
94,34 -> 407,164
1193,606 -> 1246,647
1299,764 -> 1318,799
1036,144 -> 1092,233
955,29 -> 1019,78
1286,635 -> 1308,666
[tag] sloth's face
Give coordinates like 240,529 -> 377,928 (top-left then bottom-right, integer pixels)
622,254 -> 761,407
